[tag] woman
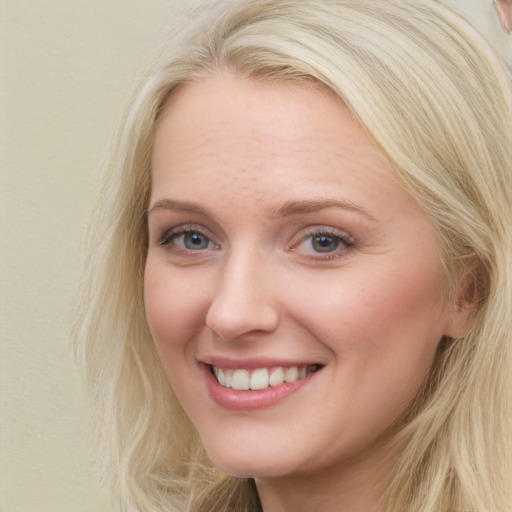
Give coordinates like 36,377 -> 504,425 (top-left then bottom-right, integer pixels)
74,0 -> 512,511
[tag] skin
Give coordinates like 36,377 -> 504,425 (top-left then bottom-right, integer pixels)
144,73 -> 468,512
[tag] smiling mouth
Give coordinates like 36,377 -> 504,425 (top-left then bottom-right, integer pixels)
210,364 -> 322,391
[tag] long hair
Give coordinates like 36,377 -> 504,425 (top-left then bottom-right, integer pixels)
74,1 -> 512,510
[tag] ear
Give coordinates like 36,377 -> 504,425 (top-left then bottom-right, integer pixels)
444,270 -> 480,339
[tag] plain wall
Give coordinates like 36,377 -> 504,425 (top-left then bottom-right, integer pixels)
0,1 -> 509,511
1,2 -> 192,511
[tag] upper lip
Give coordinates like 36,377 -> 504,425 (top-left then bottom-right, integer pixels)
200,356 -> 323,369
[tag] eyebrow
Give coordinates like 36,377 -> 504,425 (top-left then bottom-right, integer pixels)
148,197 -> 376,221
273,198 -> 376,221
148,199 -> 207,216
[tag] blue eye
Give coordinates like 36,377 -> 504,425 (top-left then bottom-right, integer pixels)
295,229 -> 353,258
182,232 -> 211,250
310,234 -> 341,253
160,228 -> 218,251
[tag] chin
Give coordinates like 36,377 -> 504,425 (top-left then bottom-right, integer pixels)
205,445 -> 296,479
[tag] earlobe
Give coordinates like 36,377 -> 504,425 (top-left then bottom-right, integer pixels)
444,270 -> 480,339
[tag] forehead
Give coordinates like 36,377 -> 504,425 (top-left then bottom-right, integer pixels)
150,73 -> 417,220
154,74 -> 376,160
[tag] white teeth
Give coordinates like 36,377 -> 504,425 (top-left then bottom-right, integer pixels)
269,367 -> 284,387
224,368 -> 233,388
284,366 -> 299,383
212,365 -> 315,390
250,368 -> 269,390
231,369 -> 250,391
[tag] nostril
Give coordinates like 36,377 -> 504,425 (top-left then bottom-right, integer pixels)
205,289 -> 280,340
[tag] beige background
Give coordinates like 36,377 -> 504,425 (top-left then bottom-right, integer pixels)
0,1 -> 509,511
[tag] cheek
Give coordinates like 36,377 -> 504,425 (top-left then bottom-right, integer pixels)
143,260 -> 213,419
296,257 -> 446,344
285,259 -> 447,404
289,266 -> 446,447
143,259 -> 208,357
144,263 -> 173,348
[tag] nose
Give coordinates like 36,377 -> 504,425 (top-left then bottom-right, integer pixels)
205,251 -> 280,341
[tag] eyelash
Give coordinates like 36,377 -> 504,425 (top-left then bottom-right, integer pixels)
159,225 -> 219,253
293,228 -> 354,260
158,225 -> 355,260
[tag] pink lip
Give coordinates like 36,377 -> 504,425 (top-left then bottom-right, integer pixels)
199,362 -> 322,411
201,356 -> 320,369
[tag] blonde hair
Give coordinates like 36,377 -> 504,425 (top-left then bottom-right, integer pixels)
74,1 -> 512,510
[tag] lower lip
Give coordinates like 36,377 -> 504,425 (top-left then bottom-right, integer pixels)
200,364 -> 320,411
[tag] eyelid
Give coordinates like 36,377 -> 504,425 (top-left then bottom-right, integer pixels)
158,223 -> 219,248
290,225 -> 355,259
155,222 -> 354,261
302,226 -> 353,241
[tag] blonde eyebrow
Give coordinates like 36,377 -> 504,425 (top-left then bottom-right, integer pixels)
147,199 -> 209,216
274,198 -> 376,221
148,197 -> 376,222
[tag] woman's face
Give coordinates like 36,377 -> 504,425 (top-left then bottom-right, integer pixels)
145,74 -> 461,480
